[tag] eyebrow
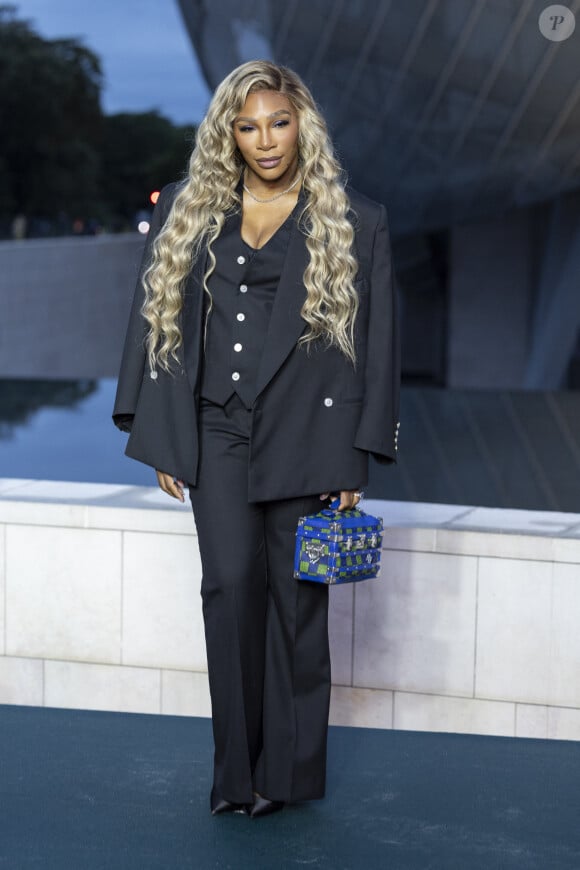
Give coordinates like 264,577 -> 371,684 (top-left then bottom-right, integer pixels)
235,109 -> 292,122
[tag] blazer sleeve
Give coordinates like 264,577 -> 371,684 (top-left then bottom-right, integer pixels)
353,203 -> 401,465
112,183 -> 176,432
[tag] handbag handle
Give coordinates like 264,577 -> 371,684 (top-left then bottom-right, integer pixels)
323,496 -> 366,519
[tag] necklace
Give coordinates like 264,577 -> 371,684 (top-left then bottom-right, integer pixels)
243,172 -> 301,203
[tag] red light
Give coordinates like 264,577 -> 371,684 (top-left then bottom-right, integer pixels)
150,190 -> 160,205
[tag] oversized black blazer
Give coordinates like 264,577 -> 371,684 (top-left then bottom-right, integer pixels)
113,181 -> 400,502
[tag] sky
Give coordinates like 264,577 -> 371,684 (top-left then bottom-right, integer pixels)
14,0 -> 211,124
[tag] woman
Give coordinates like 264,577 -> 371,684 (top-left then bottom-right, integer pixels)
113,60 -> 400,818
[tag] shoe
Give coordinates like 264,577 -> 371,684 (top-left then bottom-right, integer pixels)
210,787 -> 248,815
249,791 -> 285,818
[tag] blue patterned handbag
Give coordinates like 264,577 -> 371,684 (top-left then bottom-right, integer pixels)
294,498 -> 383,584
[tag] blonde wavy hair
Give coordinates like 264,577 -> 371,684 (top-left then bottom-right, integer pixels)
142,60 -> 359,372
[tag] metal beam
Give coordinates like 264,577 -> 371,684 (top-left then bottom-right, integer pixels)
305,0 -> 347,82
359,0 -> 440,178
416,0 -> 535,223
333,0 -> 394,132
463,0 -> 580,213
386,0 -> 488,198
273,0 -> 301,57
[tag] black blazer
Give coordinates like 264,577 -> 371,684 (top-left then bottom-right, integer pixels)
113,181 -> 400,502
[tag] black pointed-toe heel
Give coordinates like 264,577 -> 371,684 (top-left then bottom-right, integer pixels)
210,787 -> 248,815
249,792 -> 285,818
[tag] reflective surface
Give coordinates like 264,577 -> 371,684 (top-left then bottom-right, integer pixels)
1,379 -> 579,511
0,379 -> 153,486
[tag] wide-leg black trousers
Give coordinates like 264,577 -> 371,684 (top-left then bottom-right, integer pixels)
188,393 -> 331,805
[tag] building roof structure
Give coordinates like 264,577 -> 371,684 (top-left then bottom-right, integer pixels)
177,0 -> 580,236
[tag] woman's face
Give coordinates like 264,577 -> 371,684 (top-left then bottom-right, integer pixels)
233,90 -> 300,187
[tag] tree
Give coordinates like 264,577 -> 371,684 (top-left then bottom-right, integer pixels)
101,111 -> 196,225
0,4 -> 103,226
0,5 -> 197,235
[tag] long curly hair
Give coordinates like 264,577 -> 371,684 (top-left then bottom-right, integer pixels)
142,60 -> 359,372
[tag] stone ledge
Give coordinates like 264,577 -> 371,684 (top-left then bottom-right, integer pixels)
1,481 -> 580,555
0,479 -> 193,534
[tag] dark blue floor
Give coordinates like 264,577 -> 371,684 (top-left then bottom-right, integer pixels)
1,704 -> 579,869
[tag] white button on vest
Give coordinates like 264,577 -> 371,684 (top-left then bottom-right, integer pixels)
236,312 -> 245,321
237,255 -> 246,265
240,284 -> 248,293
324,397 -> 333,407
232,372 -> 240,381
234,343 -> 242,352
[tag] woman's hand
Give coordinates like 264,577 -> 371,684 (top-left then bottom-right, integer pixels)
319,489 -> 364,511
156,470 -> 185,503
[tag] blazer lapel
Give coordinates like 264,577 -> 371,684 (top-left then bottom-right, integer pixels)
181,201 -> 308,399
254,215 -> 309,399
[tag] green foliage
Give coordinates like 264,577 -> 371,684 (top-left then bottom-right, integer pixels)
0,4 -> 103,220
0,5 -> 197,235
102,112 -> 196,225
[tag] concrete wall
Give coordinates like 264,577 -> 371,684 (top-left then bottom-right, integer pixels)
0,234 -> 144,379
1,478 -> 580,740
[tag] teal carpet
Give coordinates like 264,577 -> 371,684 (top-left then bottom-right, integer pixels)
0,704 -> 579,869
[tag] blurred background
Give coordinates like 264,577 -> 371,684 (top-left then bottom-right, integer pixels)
0,0 -> 579,511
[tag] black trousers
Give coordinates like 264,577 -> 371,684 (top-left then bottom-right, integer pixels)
188,393 -> 331,804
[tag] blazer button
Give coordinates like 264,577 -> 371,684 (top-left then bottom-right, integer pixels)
236,312 -> 245,321
240,284 -> 248,293
232,372 -> 240,381
150,370 -> 158,380
237,255 -> 246,265
323,397 -> 333,407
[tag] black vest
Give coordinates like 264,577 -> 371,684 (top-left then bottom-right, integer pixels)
199,206 -> 295,409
